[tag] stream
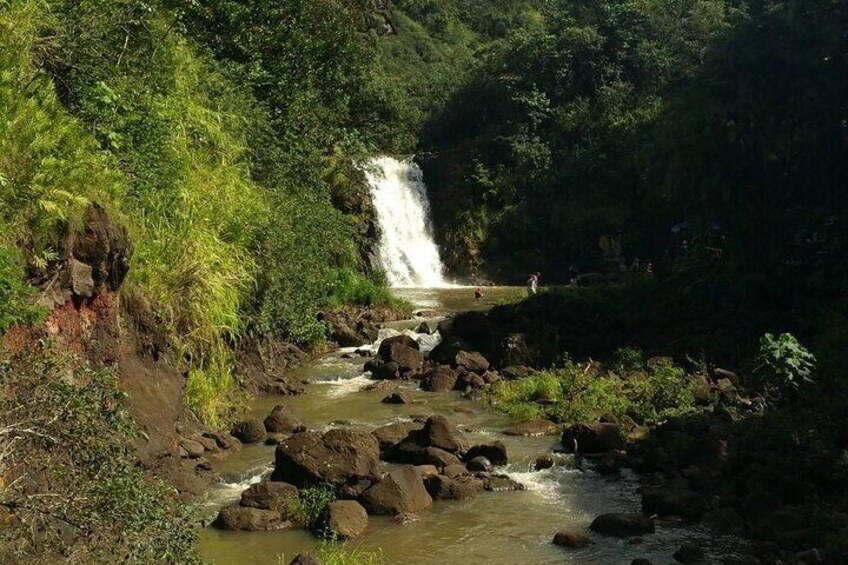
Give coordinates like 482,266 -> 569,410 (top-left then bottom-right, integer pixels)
198,287 -> 745,564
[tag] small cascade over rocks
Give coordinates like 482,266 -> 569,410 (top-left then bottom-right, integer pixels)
363,156 -> 450,287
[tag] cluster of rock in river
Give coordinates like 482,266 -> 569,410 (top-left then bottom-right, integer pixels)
214,408 -> 523,537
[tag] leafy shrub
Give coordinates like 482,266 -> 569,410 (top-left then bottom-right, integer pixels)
753,332 -> 816,403
316,541 -> 384,565
614,347 -> 645,373
627,360 -> 695,421
290,484 -> 337,531
0,346 -> 200,564
0,247 -> 45,333
278,542 -> 384,565
488,362 -> 628,424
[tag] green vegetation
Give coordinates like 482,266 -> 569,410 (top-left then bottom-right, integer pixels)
315,541 -> 384,565
290,484 -> 338,531
752,332 -> 816,404
487,356 -> 695,425
413,0 -> 848,292
0,248 -> 44,332
0,0 -> 405,425
0,345 -> 200,564
278,542 -> 384,565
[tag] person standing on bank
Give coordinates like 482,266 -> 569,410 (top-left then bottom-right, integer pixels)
527,272 -> 539,297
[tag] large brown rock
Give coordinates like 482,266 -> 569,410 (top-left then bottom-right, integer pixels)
424,475 -> 484,500
330,322 -> 366,348
561,423 -> 624,454
264,404 -> 305,434
465,442 -> 508,466
420,365 -> 458,392
272,429 -> 381,488
372,421 -> 423,450
179,438 -> 205,459
68,259 -> 95,299
589,513 -> 655,537
387,442 -> 462,468
552,531 -> 593,549
231,418 -> 267,444
418,415 -> 468,454
325,500 -> 368,540
455,351 -> 490,374
239,481 -> 298,514
360,467 -> 432,515
377,335 -> 423,374
65,203 -> 131,292
367,360 -> 401,380
213,506 -> 291,531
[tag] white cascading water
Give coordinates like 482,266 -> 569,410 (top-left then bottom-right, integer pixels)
363,156 -> 450,287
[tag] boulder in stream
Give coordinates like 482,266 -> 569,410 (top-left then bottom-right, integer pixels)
214,505 -> 291,531
417,415 -> 468,454
465,441 -> 508,466
424,474 -> 484,500
466,456 -> 492,472
552,531 -> 594,549
263,404 -> 305,434
455,350 -> 490,374
372,421 -> 423,451
561,423 -> 624,454
386,442 -> 462,469
239,481 -> 298,514
479,473 -> 525,492
366,359 -> 401,380
420,365 -> 457,392
324,500 -> 369,540
360,466 -> 432,515
377,335 -> 423,374
231,418 -> 266,444
589,513 -> 655,537
272,428 -> 381,488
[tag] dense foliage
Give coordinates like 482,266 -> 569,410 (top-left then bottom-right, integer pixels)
0,0 -> 400,424
413,0 -> 848,293
487,356 -> 695,424
0,346 -> 200,564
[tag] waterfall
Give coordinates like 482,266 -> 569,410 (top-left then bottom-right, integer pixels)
363,156 -> 450,288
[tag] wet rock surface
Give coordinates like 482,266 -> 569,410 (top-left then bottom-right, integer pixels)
360,467 -> 433,516
325,500 -> 369,540
231,418 -> 267,444
589,513 -> 655,537
272,429 -> 381,488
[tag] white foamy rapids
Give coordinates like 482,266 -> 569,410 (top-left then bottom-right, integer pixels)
363,156 -> 451,288
503,464 -> 579,501
204,467 -> 269,510
320,374 -> 375,398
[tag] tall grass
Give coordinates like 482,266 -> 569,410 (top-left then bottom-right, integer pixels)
1,0 -> 407,426
487,357 -> 696,425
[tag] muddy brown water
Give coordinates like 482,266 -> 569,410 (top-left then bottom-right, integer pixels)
199,287 -> 744,564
